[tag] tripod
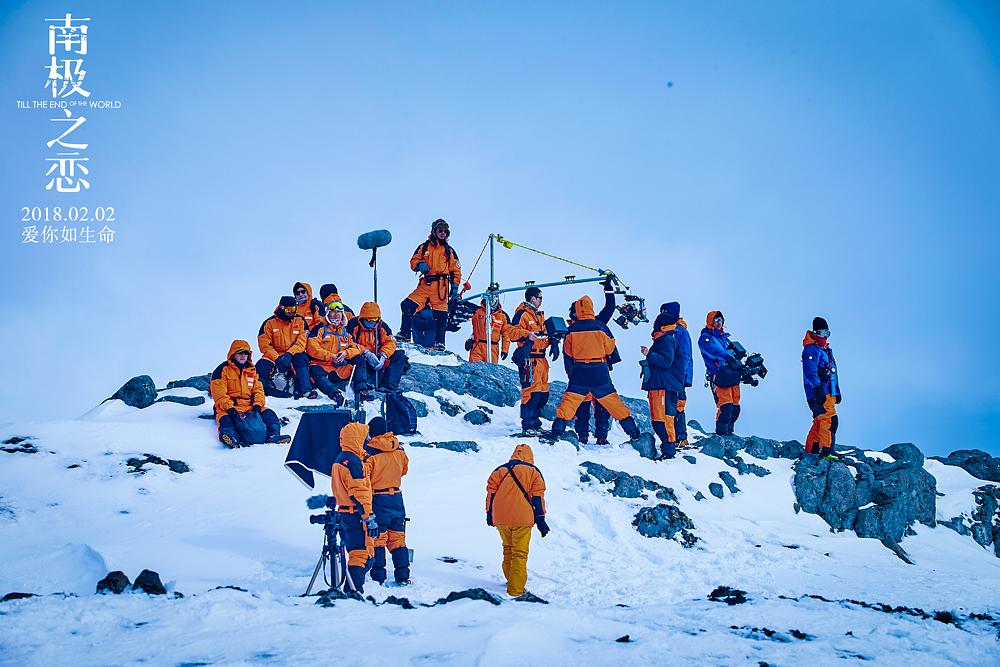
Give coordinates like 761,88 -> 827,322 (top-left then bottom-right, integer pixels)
305,512 -> 357,596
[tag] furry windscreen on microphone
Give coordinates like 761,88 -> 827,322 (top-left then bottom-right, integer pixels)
357,229 -> 392,250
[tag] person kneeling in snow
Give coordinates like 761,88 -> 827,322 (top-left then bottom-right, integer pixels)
347,301 -> 409,402
332,421 -> 380,594
363,417 -> 410,585
210,340 -> 291,448
485,444 -> 549,598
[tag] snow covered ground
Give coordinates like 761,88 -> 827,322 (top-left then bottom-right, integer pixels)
1,376 -> 999,666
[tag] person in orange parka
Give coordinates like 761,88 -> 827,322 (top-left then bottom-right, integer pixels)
210,340 -> 290,448
306,297 -> 362,406
331,421 -> 380,594
507,287 -> 549,435
347,301 -> 409,401
317,283 -> 355,322
257,296 -> 313,399
363,417 -> 410,585
468,299 -> 512,363
485,443 -> 549,598
292,281 -> 326,333
546,295 -> 648,445
396,219 -> 462,350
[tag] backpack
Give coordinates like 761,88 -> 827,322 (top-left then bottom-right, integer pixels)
412,307 -> 436,348
385,392 -> 418,435
234,411 -> 267,444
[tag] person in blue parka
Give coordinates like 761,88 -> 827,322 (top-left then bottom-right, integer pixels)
802,316 -> 841,458
661,302 -> 694,447
641,310 -> 686,460
698,310 -> 743,436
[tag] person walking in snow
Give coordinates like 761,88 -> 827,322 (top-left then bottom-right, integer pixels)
485,444 -> 549,598
210,340 -> 291,448
802,316 -> 841,459
363,416 -> 410,585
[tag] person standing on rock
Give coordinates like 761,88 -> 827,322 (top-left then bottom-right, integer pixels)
467,298 -> 512,363
545,295 -> 652,448
698,310 -> 742,436
662,302 -> 694,448
507,287 -> 549,436
257,296 -> 314,399
210,340 -> 291,447
802,316 -> 841,460
347,301 -> 409,401
396,219 -> 462,351
486,443 -> 549,598
641,309 -> 686,460
363,417 -> 410,585
331,421 -> 380,594
571,276 -> 617,445
306,297 -> 362,406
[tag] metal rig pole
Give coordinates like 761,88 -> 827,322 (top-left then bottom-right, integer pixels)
485,234 -> 495,363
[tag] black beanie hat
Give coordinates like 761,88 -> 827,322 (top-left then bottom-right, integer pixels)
525,286 -> 542,301
368,416 -> 388,437
812,316 -> 829,332
653,312 -> 676,330
319,284 -> 338,301
279,295 -> 297,309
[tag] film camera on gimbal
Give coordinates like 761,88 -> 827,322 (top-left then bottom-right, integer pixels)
728,341 -> 768,387
614,294 -> 648,330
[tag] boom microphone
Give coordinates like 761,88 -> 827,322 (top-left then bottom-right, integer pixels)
357,229 -> 392,250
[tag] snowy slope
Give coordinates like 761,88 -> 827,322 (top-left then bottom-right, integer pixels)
1,363 -> 999,666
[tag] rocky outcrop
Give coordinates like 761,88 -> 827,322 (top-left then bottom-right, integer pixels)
96,571 -> 131,594
165,374 -> 211,392
110,375 -> 157,409
132,569 -> 166,595
398,361 -> 520,408
940,484 -> 1000,557
930,449 -> 1000,483
698,434 -> 804,462
579,462 -> 677,502
407,440 -> 479,453
155,395 -> 206,406
793,444 -> 937,558
633,504 -> 698,547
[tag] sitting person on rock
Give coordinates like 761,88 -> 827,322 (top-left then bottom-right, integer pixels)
347,301 -> 409,402
363,417 -> 411,585
318,283 -> 355,321
292,281 -> 326,334
257,296 -> 314,399
306,297 -> 362,406
210,340 -> 290,447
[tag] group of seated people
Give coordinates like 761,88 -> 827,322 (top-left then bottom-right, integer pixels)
209,281 -> 409,448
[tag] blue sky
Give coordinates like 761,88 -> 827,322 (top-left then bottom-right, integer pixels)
1,1 -> 998,456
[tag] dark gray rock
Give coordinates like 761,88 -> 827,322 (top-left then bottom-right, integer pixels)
110,375 -> 157,409
855,464 -> 936,543
132,569 -> 166,595
433,588 -> 501,606
709,483 -> 725,499
632,504 -> 698,547
687,419 -> 706,435
435,397 -> 463,417
884,443 -> 924,467
694,491 -> 706,501
97,571 -> 131,594
398,360 -> 520,408
719,471 -> 740,494
1,436 -> 38,454
731,456 -> 771,477
930,449 -> 1000,483
126,454 -> 190,475
942,485 -> 1000,553
580,462 -> 678,502
513,592 -> 548,603
409,440 -> 479,453
1,592 -> 37,603
154,395 -> 205,407
463,409 -> 491,425
409,398 -> 429,418
708,586 -> 748,605
315,587 -> 363,606
383,595 -> 415,609
629,433 -> 658,460
682,455 -> 697,465
793,457 -> 860,531
165,374 -> 211,392
700,434 -> 803,461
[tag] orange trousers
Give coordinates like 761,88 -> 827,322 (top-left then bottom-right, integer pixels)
497,525 -> 532,597
806,394 -> 838,452
556,390 -> 630,421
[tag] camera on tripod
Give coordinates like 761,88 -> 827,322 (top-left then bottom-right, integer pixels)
614,295 -> 648,330
446,299 -> 479,332
308,494 -> 338,524
728,341 -> 768,387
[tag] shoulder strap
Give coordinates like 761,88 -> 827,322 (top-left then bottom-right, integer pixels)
502,462 -> 533,508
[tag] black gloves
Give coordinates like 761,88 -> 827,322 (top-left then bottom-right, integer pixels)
226,408 -> 239,420
601,274 -> 614,292
835,394 -> 842,404
500,351 -> 508,361
536,516 -> 551,537
549,345 -> 560,361
276,353 -> 293,373
464,338 -> 474,352
486,511 -> 494,527
252,404 -> 263,414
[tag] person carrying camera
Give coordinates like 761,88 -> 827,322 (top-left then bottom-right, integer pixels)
802,316 -> 841,459
306,296 -> 363,406
467,298 -> 512,363
396,219 -> 462,351
210,340 -> 290,447
362,416 -> 411,585
485,443 -> 548,598
331,421 -> 380,594
507,287 -> 550,436
546,295 -> 647,444
641,309 -> 686,460
257,296 -> 314,399
698,310 -> 743,436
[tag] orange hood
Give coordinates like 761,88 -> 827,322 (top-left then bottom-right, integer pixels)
652,323 -> 677,340
359,301 -> 382,320
573,295 -> 595,321
510,443 -> 534,464
706,310 -> 723,328
227,339 -> 253,361
293,282 -> 314,300
367,433 -> 399,453
677,317 -> 688,330
803,330 -> 828,348
340,422 -> 369,457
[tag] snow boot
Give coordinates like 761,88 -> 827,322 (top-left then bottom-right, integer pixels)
433,342 -> 446,352
305,390 -> 319,400
346,565 -> 366,594
395,332 -> 411,343
266,434 -> 292,445
657,441 -> 676,460
370,547 -> 387,585
627,432 -> 658,460
220,433 -> 240,449
595,436 -> 610,445
391,546 -> 411,584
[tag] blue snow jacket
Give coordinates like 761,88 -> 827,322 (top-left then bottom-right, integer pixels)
676,319 -> 694,388
699,311 -> 739,387
644,325 -> 685,393
801,331 -> 840,399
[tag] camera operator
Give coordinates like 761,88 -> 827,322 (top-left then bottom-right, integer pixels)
698,311 -> 743,436
331,422 -> 380,593
362,417 -> 411,585
802,317 -> 842,460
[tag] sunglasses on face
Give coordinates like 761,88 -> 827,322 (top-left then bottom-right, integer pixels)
294,289 -> 307,296
234,350 -> 250,357
326,302 -> 345,312
814,329 -> 831,338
